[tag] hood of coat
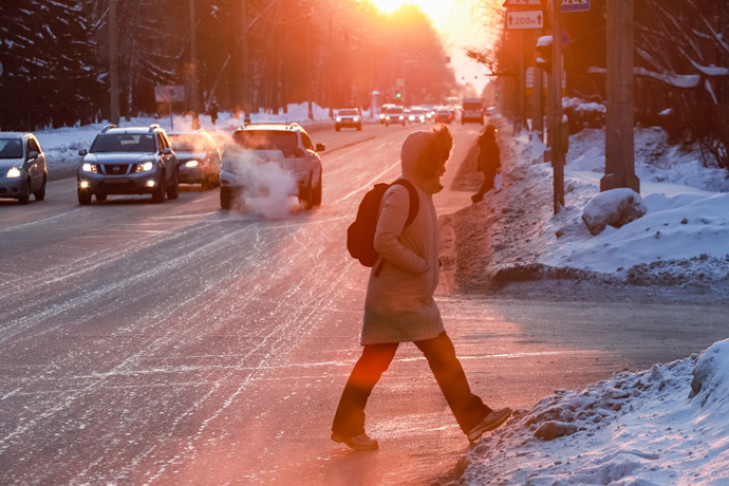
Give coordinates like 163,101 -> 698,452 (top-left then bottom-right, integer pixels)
400,130 -> 446,195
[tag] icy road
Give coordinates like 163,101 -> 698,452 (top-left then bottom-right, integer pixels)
1,123 -> 727,485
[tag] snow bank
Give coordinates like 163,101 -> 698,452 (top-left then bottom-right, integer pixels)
457,118 -> 729,293
458,339 -> 729,485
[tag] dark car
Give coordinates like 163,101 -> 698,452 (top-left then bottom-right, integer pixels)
167,129 -> 221,190
433,108 -> 454,124
0,132 -> 47,204
77,124 -> 179,204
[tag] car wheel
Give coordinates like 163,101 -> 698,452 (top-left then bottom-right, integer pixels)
166,168 -> 179,199
201,173 -> 211,191
311,177 -> 322,207
152,172 -> 166,203
96,192 -> 107,202
357,124 -> 362,131
18,179 -> 30,204
220,187 -> 234,210
34,176 -> 46,201
77,188 -> 92,205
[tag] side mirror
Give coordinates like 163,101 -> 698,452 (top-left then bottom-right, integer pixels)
162,147 -> 172,155
316,143 -> 326,153
78,149 -> 88,156
27,151 -> 39,160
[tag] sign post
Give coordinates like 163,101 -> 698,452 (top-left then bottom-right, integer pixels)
155,85 -> 185,131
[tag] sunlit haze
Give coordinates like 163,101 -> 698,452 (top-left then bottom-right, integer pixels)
367,0 -> 500,93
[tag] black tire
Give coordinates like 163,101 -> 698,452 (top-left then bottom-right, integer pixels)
311,177 -> 322,207
357,124 -> 362,131
95,193 -> 107,202
34,176 -> 46,201
335,126 -> 341,132
78,188 -> 92,205
220,187 -> 234,209
166,168 -> 179,199
152,172 -> 166,203
18,179 -> 30,204
201,173 -> 211,191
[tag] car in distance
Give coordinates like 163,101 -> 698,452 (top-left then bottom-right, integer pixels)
220,123 -> 324,210
0,132 -> 47,204
384,106 -> 407,126
167,129 -> 221,190
409,107 -> 429,124
335,108 -> 362,131
461,97 -> 485,124
433,107 -> 454,124
77,124 -> 179,204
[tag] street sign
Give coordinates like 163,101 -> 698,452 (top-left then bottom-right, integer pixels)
506,10 -> 544,30
503,0 -> 542,7
154,85 -> 185,103
561,0 -> 590,12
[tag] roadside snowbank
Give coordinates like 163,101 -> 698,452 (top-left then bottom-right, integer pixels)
447,116 -> 729,299
457,339 -> 729,485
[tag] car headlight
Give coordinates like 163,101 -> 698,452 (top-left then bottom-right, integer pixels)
135,161 -> 154,173
336,116 -> 342,122
184,160 -> 200,168
353,116 -> 359,122
81,163 -> 98,173
6,167 -> 22,178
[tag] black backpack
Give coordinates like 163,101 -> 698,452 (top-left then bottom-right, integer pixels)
347,179 -> 419,267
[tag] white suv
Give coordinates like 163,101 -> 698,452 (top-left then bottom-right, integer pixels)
220,123 -> 325,210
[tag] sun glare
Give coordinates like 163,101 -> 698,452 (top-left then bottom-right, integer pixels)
368,0 -> 454,25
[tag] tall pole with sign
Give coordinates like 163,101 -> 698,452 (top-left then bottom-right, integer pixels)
504,0 -> 544,132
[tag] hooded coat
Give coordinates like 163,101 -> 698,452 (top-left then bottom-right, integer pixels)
361,131 -> 445,345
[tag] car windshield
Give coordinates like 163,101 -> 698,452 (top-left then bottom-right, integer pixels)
169,134 -> 206,152
339,110 -> 358,116
90,133 -> 156,153
463,103 -> 482,110
0,139 -> 23,159
389,108 -> 403,114
232,130 -> 298,156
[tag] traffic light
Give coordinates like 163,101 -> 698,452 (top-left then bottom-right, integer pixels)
536,35 -> 552,74
396,91 -> 402,99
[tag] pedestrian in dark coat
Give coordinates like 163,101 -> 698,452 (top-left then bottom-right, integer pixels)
471,124 -> 501,204
331,125 -> 512,451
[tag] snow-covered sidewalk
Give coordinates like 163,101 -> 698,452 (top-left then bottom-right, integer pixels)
445,115 -> 729,302
457,339 -> 729,485
446,115 -> 729,485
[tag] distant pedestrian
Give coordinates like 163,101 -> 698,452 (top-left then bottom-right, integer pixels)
471,124 -> 501,204
332,125 -> 511,451
209,100 -> 218,125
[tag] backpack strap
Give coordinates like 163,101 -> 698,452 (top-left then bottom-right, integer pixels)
373,179 -> 420,277
392,179 -> 419,227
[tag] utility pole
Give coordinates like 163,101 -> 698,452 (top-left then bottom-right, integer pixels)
549,0 -> 565,213
189,0 -> 200,129
306,9 -> 313,120
109,0 -> 120,125
601,0 -> 639,193
241,0 -> 250,123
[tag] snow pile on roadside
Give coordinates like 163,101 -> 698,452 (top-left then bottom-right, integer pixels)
450,117 -> 729,296
456,339 -> 729,485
